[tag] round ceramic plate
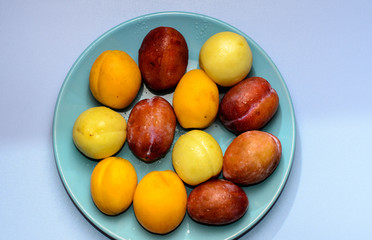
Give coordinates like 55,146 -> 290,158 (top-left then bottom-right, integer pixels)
53,11 -> 296,240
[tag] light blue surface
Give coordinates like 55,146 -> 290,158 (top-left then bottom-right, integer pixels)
1,1 -> 372,239
53,12 -> 295,240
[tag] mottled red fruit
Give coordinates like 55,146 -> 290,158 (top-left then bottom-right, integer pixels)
138,26 -> 188,91
219,77 -> 279,134
223,130 -> 282,185
127,96 -> 176,162
187,179 -> 248,225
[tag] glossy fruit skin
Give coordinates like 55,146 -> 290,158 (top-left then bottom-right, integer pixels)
90,157 -> 137,215
187,179 -> 248,225
219,77 -> 279,134
133,170 -> 187,234
138,26 -> 188,91
127,96 -> 176,162
199,31 -> 252,87
173,69 -> 219,129
172,130 -> 223,186
72,106 -> 127,159
223,130 -> 282,185
89,50 -> 141,109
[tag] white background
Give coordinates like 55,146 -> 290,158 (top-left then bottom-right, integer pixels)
1,0 -> 372,239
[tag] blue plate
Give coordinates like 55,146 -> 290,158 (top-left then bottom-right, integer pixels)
53,11 -> 296,240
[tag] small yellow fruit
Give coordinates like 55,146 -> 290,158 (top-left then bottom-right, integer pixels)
90,157 -> 137,215
133,170 -> 187,234
172,130 -> 223,186
89,50 -> 141,109
199,31 -> 252,87
72,106 -> 126,159
172,69 -> 219,129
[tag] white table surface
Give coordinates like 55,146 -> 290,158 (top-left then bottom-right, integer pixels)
1,0 -> 372,239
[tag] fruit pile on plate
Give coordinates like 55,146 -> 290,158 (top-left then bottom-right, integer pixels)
71,26 -> 281,235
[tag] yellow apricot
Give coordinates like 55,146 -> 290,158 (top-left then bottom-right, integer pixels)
90,157 -> 137,215
133,170 -> 187,234
172,130 -> 223,186
172,69 -> 219,129
89,50 -> 141,109
72,106 -> 127,159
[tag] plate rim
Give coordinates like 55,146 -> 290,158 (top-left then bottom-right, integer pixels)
53,10 -> 296,240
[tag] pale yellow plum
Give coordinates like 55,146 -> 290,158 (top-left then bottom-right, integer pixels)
172,130 -> 223,186
72,106 -> 127,159
199,31 -> 252,87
